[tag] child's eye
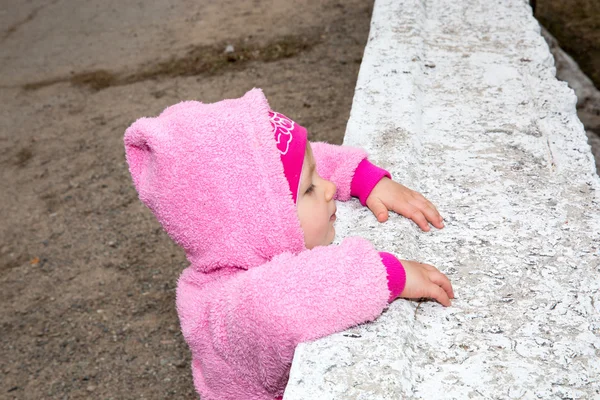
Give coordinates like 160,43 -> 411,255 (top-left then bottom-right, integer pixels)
305,184 -> 315,194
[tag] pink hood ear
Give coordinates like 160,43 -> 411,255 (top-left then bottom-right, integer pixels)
124,89 -> 305,272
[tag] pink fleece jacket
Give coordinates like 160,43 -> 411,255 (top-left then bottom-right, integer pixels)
124,89 -> 404,400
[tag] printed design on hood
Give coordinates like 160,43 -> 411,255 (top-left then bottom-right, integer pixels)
269,111 -> 295,155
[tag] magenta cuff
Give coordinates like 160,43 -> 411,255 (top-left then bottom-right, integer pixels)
350,159 -> 391,205
379,252 -> 406,302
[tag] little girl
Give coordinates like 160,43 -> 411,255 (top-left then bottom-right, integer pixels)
124,89 -> 454,400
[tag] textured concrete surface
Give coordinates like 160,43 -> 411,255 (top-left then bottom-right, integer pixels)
284,0 -> 600,398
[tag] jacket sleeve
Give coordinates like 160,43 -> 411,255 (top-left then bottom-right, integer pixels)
311,142 -> 391,204
310,141 -> 368,201
177,236 -> 390,389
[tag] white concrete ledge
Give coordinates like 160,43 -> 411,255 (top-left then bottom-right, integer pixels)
284,0 -> 600,398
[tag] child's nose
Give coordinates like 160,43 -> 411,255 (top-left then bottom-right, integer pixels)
325,180 -> 336,201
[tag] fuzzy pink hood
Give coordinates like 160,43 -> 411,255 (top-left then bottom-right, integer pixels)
124,89 -> 305,272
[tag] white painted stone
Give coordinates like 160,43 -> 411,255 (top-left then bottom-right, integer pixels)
284,0 -> 600,399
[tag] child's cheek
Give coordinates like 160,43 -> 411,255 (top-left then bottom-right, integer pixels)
328,225 -> 336,245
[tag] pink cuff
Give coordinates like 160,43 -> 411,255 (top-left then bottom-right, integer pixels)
379,252 -> 406,302
350,159 -> 391,206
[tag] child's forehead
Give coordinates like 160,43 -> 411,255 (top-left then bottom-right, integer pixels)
300,144 -> 315,185
305,143 -> 315,165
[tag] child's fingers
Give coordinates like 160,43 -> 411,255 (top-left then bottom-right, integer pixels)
417,201 -> 443,229
429,284 -> 452,307
402,200 -> 439,231
409,192 -> 443,229
433,219 -> 445,229
408,210 -> 430,231
377,210 -> 389,223
429,271 -> 455,299
423,207 -> 443,229
367,198 -> 389,222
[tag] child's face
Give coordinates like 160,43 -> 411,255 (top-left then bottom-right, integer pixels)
296,143 -> 337,249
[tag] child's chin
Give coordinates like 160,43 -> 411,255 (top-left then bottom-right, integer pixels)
327,228 -> 336,244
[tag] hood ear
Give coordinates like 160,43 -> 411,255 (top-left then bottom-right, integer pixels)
124,117 -> 157,202
242,87 -> 267,104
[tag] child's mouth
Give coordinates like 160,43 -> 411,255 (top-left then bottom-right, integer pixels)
330,213 -> 336,222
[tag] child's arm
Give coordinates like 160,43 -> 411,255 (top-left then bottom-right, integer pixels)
309,141 -> 372,201
310,141 -> 443,231
177,237 -> 453,355
178,237 -> 389,349
176,239 -> 452,394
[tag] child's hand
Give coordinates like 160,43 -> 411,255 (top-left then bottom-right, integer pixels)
366,177 -> 444,231
400,260 -> 454,306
